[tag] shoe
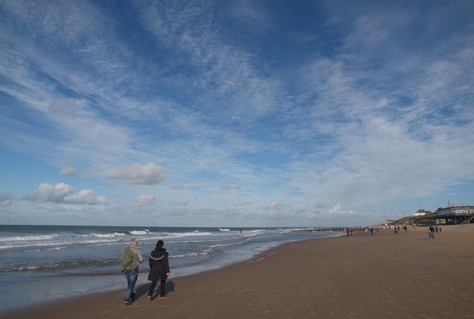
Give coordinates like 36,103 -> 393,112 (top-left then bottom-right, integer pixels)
147,296 -> 152,303
123,300 -> 132,305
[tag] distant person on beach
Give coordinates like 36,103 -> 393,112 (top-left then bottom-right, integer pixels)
121,238 -> 143,305
428,226 -> 435,239
394,225 -> 400,234
147,240 -> 171,302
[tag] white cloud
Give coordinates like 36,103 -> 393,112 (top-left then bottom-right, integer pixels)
135,195 -> 156,206
0,193 -> 14,207
233,199 -> 252,207
228,0 -> 272,30
24,183 -> 73,202
60,166 -> 79,177
23,183 -> 107,205
106,163 -> 167,185
265,201 -> 285,210
64,189 -> 108,205
220,182 -> 240,191
49,98 -> 79,117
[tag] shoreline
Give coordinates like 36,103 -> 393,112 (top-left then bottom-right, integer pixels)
0,226 -> 341,313
3,224 -> 473,318
0,228 -> 342,313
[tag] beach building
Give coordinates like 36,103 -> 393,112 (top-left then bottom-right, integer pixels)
413,209 -> 429,216
436,205 -> 474,224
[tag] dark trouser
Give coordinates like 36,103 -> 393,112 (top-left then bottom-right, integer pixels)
148,278 -> 167,297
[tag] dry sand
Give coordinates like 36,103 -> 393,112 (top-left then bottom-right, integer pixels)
3,224 -> 473,319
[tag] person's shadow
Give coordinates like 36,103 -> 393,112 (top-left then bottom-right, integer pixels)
166,280 -> 175,295
135,284 -> 149,299
135,280 -> 176,299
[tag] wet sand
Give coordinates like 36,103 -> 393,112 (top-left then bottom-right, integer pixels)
3,224 -> 473,319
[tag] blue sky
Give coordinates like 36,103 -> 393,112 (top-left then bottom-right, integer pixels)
1,0 -> 473,227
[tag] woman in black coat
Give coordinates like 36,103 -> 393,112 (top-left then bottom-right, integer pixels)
147,240 -> 170,302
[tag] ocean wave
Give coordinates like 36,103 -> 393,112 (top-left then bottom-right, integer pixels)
129,229 -> 150,235
0,234 -> 58,242
143,231 -> 214,240
209,241 -> 244,250
89,232 -> 127,238
244,229 -> 266,233
4,258 -> 120,273
168,237 -> 226,244
172,251 -> 202,258
0,241 -> 63,251
0,238 -> 121,252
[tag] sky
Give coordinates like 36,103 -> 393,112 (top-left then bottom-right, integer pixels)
1,0 -> 473,228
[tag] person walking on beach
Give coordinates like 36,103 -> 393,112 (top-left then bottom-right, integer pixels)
428,226 -> 435,239
147,240 -> 170,302
121,238 -> 143,305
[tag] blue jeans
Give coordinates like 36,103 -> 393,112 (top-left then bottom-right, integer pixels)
124,269 -> 138,302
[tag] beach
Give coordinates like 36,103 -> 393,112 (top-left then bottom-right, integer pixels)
3,224 -> 473,319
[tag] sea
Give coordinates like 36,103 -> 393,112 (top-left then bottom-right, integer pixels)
0,225 -> 343,313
